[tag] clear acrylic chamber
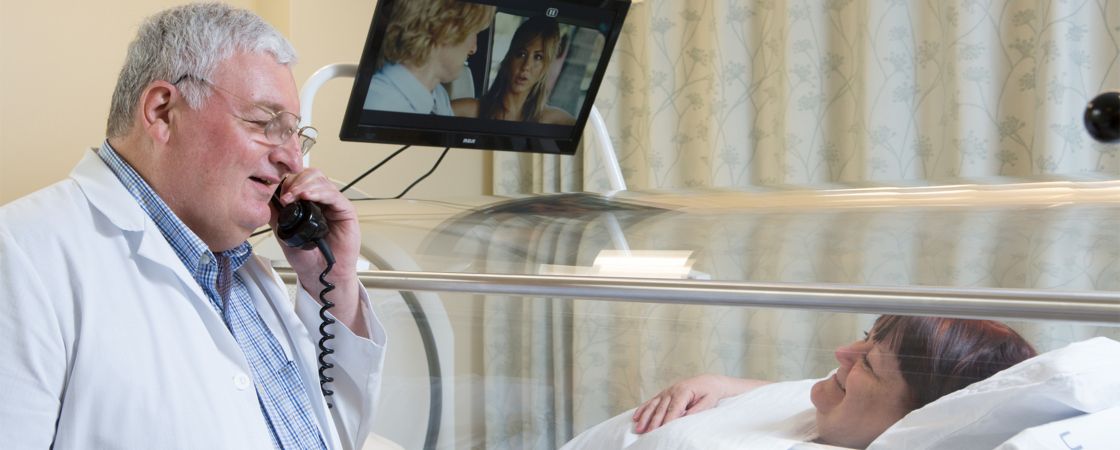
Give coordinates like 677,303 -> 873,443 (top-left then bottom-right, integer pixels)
266,180 -> 1120,449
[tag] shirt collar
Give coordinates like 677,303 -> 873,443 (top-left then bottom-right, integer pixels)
383,62 -> 440,114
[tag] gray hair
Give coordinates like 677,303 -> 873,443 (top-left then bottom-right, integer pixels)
106,3 -> 297,137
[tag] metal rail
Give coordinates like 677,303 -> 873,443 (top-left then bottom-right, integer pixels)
277,269 -> 1120,325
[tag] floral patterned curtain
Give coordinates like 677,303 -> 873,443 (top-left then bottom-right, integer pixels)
494,0 -> 1119,195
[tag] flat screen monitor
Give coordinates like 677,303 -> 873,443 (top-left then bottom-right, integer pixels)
340,0 -> 631,155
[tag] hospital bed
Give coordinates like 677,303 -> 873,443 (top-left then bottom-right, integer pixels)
266,176 -> 1120,449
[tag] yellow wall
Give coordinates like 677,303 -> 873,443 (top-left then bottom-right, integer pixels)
0,0 -> 489,205
0,1 -> 489,445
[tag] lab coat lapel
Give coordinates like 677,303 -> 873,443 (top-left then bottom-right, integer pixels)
70,148 -> 245,364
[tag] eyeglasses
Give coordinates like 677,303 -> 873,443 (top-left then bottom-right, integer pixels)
173,75 -> 317,155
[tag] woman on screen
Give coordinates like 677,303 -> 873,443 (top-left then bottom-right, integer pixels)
364,0 -> 494,115
453,16 -> 576,125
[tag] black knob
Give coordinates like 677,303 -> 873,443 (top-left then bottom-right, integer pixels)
1084,91 -> 1120,143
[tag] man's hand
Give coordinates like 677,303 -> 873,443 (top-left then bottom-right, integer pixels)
270,168 -> 367,338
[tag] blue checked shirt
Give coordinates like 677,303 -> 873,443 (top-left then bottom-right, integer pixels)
97,141 -> 327,450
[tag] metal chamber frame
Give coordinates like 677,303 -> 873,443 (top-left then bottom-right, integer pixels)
281,269 -> 1120,325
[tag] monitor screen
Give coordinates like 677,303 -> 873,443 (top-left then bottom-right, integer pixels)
340,0 -> 631,155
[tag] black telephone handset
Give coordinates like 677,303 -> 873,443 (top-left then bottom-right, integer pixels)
274,196 -> 334,262
271,184 -> 338,408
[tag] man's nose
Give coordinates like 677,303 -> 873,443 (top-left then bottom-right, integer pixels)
271,131 -> 304,173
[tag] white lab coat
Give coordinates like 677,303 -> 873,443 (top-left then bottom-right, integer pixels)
0,149 -> 386,449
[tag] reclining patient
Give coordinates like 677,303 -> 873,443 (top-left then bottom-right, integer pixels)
563,315 -> 1036,449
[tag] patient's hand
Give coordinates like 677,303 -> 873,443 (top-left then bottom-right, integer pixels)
632,374 -> 771,434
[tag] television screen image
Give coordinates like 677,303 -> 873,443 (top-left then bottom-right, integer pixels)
341,0 -> 631,155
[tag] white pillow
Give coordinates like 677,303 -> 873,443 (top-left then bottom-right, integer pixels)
868,337 -> 1120,450
994,406 -> 1120,449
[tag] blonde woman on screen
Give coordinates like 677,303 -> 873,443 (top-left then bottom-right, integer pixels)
364,0 -> 495,115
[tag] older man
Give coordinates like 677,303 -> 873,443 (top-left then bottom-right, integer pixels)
0,4 -> 385,449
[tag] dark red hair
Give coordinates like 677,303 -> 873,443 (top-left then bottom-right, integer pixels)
870,315 -> 1037,409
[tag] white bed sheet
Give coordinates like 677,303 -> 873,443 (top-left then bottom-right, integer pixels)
561,379 -> 851,450
995,406 -> 1120,449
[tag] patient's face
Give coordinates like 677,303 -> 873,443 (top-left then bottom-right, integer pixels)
810,336 -> 912,448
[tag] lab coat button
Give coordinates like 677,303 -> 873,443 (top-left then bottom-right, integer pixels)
234,373 -> 252,390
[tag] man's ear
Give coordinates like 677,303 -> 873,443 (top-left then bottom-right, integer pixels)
140,81 -> 177,144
